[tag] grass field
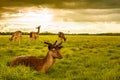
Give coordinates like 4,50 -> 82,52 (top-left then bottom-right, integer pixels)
0,35 -> 120,80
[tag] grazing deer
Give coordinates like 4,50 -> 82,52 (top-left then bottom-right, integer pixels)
30,26 -> 41,41
9,40 -> 63,73
9,31 -> 22,45
58,32 -> 66,41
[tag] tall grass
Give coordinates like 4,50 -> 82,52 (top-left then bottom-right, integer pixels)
0,35 -> 120,80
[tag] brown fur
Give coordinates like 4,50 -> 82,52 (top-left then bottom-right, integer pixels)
30,26 -> 40,40
9,41 -> 63,73
58,32 -> 66,41
9,31 -> 22,45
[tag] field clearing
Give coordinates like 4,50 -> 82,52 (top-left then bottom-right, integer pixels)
0,35 -> 120,80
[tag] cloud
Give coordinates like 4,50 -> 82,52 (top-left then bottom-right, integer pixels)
0,0 -> 120,9
52,9 -> 120,22
0,0 -> 120,20
0,7 -> 120,22
1,22 -> 120,34
0,0 -> 120,33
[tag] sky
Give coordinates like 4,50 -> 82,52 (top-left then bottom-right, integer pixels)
0,0 -> 120,34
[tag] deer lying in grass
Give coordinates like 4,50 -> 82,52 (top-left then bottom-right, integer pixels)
9,40 -> 63,73
58,32 -> 66,41
9,31 -> 22,45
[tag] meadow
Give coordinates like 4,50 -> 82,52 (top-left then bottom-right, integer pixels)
0,35 -> 120,80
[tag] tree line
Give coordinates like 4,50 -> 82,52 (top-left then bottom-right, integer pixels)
0,32 -> 120,36
0,32 -> 55,35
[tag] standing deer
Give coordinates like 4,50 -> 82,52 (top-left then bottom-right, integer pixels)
58,32 -> 66,41
9,31 -> 22,45
30,25 -> 41,41
9,40 -> 63,73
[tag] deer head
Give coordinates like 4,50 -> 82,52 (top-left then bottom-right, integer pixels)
44,40 -> 63,59
36,25 -> 41,29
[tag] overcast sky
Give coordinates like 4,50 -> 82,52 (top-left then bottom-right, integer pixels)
0,0 -> 120,33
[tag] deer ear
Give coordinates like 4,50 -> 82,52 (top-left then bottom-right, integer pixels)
48,46 -> 52,50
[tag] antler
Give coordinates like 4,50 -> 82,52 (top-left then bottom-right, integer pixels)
44,42 -> 53,49
44,40 -> 62,50
55,41 -> 62,47
53,40 -> 57,46
44,40 -> 57,46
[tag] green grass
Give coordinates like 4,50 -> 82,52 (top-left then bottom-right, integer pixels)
0,35 -> 120,80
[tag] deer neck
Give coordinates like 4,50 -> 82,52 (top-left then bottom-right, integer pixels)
37,28 -> 40,34
10,35 -> 14,40
41,51 -> 55,73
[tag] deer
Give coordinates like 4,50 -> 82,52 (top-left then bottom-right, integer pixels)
9,31 -> 22,45
9,40 -> 63,73
29,25 -> 41,41
58,32 -> 66,41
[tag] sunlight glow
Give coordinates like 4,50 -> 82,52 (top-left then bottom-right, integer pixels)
13,8 -> 54,28
1,7 -> 120,33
